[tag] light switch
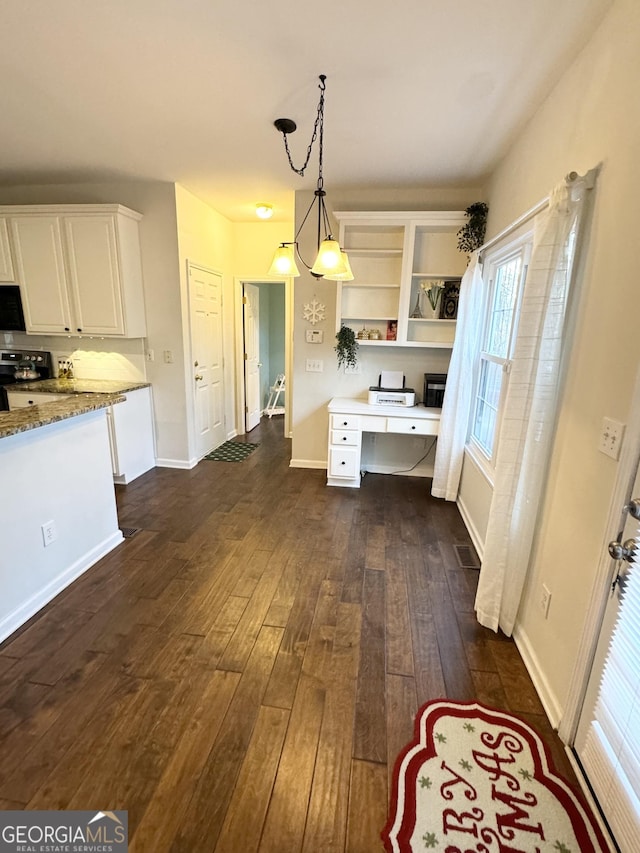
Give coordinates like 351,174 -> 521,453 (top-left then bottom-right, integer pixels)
305,359 -> 324,373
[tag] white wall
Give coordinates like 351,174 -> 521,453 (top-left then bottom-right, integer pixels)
462,0 -> 640,723
290,187 -> 483,467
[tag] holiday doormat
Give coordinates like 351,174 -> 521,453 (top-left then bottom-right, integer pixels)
382,700 -> 608,853
204,441 -> 259,462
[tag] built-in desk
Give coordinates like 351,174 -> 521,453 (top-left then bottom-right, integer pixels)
327,397 -> 441,488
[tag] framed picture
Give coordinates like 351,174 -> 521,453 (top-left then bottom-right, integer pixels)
440,280 -> 461,320
386,319 -> 397,341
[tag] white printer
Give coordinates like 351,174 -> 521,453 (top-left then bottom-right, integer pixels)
368,371 -> 416,407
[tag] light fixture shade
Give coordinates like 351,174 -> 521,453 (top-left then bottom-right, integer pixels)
268,244 -> 300,277
256,203 -> 273,219
324,250 -> 354,281
310,238 -> 348,277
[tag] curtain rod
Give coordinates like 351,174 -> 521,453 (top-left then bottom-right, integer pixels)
479,170 -> 594,259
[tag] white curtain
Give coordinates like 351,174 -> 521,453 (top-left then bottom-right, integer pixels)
475,176 -> 591,634
431,252 -> 485,500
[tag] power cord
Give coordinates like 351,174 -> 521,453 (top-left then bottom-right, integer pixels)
387,437 -> 438,475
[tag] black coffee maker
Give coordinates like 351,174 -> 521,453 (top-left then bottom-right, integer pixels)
423,373 -> 447,408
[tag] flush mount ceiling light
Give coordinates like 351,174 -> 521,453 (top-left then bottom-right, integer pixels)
268,75 -> 353,280
256,203 -> 273,219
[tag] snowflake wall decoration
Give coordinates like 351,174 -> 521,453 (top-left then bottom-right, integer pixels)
303,298 -> 326,325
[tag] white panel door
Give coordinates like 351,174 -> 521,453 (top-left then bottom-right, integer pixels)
188,265 -> 225,458
243,283 -> 261,432
575,457 -> 640,852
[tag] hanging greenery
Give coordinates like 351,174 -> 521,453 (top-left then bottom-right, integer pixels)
457,202 -> 489,255
335,325 -> 359,369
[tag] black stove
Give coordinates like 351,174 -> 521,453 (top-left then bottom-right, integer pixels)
0,349 -> 53,411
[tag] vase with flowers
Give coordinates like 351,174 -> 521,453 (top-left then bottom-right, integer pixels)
419,280 -> 445,318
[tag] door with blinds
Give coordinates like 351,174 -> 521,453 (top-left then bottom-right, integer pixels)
574,458 -> 640,852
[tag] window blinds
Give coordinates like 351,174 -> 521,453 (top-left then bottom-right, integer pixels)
581,539 -> 640,852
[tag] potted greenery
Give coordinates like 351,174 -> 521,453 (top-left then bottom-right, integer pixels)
335,325 -> 359,369
457,202 -> 489,256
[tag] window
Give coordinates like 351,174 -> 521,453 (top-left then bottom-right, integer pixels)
470,236 -> 532,467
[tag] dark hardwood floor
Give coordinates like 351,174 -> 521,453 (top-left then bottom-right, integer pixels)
0,416 -> 578,851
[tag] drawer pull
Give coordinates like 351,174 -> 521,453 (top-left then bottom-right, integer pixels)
411,425 -> 416,430
343,421 -> 348,426
342,436 -> 347,441
341,461 -> 346,465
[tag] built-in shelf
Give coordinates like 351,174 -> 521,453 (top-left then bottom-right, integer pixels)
334,210 -> 467,349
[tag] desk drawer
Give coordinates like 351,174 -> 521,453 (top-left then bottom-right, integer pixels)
328,447 -> 360,478
331,429 -> 359,447
331,413 -> 360,431
389,417 -> 439,436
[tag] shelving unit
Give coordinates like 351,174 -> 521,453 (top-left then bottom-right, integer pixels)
334,211 -> 467,349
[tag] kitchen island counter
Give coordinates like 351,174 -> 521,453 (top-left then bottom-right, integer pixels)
0,392 -> 125,439
10,378 -> 150,395
1,400 -> 125,643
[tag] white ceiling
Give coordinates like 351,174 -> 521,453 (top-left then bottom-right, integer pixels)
0,0 -> 612,222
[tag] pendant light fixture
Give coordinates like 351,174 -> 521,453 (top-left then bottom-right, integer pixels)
268,75 -> 353,281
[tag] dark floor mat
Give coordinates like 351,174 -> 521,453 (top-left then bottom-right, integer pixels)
204,441 -> 259,462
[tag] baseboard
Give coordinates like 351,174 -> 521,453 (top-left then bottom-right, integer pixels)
155,457 -> 198,470
456,494 -> 485,561
512,623 -> 563,730
0,530 -> 124,645
289,458 -> 327,470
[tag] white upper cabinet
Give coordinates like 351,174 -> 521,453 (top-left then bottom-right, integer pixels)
1,204 -> 147,337
334,211 -> 468,349
0,220 -> 15,281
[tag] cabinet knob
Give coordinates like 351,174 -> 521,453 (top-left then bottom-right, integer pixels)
341,461 -> 346,465
64,327 -> 70,332
411,425 -> 416,430
343,421 -> 348,426
342,436 -> 347,441
77,328 -> 82,333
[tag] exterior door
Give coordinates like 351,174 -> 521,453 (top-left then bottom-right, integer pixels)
574,456 -> 640,852
243,283 -> 261,432
188,264 -> 225,458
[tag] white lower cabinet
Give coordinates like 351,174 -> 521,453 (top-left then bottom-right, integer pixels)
106,387 -> 156,484
327,413 -> 362,487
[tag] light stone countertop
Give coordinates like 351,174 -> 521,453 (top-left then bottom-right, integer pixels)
0,393 -> 125,440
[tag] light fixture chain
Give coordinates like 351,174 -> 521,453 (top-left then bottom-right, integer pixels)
281,76 -> 326,177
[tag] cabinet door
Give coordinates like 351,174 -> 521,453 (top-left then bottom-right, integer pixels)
10,216 -> 73,333
0,220 -> 14,281
63,215 -> 125,335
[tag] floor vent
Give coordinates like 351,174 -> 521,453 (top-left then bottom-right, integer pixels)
454,544 -> 479,569
120,527 -> 140,539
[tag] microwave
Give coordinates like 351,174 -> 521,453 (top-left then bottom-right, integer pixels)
0,285 -> 26,332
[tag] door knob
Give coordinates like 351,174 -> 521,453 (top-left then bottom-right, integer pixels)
625,498 -> 640,520
608,538 -> 637,562
194,374 -> 203,381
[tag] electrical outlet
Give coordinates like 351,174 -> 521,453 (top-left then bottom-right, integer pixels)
540,584 -> 551,618
305,359 -> 323,373
41,520 -> 57,547
344,363 -> 362,374
146,349 -> 155,362
599,417 -> 625,460
163,350 -> 174,364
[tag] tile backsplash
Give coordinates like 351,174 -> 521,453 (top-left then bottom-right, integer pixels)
1,332 -> 147,380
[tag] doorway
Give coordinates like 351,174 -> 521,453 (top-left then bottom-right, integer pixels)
237,279 -> 290,437
563,367 -> 640,851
